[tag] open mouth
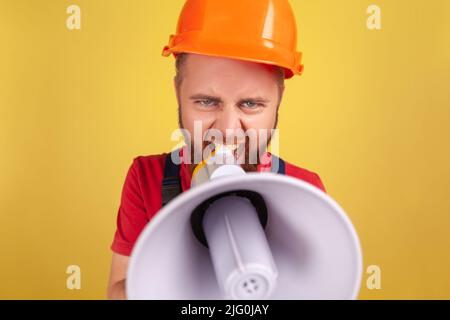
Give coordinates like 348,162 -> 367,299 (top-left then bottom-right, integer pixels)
213,143 -> 239,152
212,143 -> 245,161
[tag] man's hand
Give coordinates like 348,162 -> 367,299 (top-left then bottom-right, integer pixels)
107,253 -> 129,300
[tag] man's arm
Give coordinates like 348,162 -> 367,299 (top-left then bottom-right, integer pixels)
107,253 -> 129,300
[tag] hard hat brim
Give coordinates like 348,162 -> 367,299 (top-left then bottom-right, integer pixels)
162,33 -> 304,79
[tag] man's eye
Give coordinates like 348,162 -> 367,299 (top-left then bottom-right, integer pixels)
196,99 -> 216,107
241,101 -> 262,109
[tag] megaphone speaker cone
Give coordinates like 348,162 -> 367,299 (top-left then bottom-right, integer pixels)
127,173 -> 363,300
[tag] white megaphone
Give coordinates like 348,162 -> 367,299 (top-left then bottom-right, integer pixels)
127,145 -> 363,300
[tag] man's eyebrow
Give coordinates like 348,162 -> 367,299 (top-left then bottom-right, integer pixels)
237,97 -> 270,103
189,94 -> 223,103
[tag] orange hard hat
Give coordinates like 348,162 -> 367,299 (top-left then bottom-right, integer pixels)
162,0 -> 304,79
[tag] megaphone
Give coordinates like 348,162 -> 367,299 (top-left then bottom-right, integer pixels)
127,147 -> 363,300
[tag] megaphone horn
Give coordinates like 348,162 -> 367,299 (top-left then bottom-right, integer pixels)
127,147 -> 363,299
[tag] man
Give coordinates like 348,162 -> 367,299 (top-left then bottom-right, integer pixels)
107,0 -> 326,299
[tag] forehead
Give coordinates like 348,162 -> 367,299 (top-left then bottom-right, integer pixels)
180,54 -> 280,96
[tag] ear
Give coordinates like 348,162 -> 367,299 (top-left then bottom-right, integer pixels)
174,77 -> 181,105
280,84 -> 285,96
278,84 -> 285,107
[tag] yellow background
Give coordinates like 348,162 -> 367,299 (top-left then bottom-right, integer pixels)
0,0 -> 449,299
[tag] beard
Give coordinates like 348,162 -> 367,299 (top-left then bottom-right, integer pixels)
179,116 -> 278,175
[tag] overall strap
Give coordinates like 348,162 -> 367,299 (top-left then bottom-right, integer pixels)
161,149 -> 182,207
270,155 -> 286,175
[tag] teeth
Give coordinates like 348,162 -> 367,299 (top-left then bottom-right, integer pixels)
214,143 -> 239,151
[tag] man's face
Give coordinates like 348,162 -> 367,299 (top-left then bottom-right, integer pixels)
175,53 -> 284,171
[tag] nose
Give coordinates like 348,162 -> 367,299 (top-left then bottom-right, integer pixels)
213,106 -> 244,143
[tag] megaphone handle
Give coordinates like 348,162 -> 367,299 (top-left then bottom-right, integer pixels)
190,190 -> 268,247
202,195 -> 278,299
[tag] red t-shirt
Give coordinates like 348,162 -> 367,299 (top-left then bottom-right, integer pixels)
111,151 -> 326,256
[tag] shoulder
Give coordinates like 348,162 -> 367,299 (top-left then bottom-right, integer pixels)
283,159 -> 327,193
130,153 -> 169,174
123,153 -> 171,193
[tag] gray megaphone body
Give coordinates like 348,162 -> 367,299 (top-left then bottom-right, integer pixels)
126,146 -> 363,300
